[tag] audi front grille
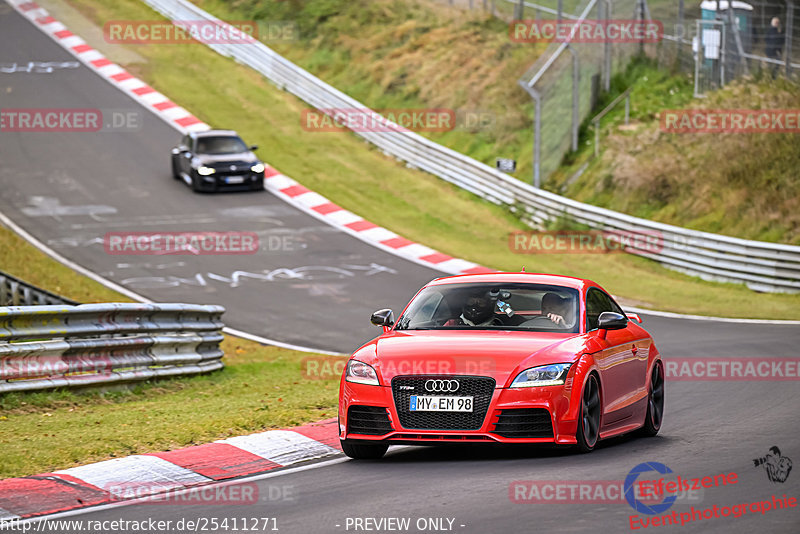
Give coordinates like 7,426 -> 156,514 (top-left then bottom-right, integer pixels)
391,375 -> 495,431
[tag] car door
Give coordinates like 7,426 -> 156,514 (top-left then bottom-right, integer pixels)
586,287 -> 643,430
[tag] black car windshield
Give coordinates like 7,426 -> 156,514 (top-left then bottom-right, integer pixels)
394,282 -> 580,333
195,136 -> 249,155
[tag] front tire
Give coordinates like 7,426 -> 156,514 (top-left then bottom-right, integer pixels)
639,361 -> 664,437
576,374 -> 601,453
341,440 -> 388,460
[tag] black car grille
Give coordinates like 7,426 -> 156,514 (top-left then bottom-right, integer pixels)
492,408 -> 553,438
347,405 -> 393,436
391,375 -> 495,430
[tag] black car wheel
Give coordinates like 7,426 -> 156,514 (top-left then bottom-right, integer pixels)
171,158 -> 181,180
341,440 -> 388,460
639,362 -> 664,437
576,374 -> 601,453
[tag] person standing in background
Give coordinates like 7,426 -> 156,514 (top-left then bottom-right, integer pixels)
765,17 -> 783,78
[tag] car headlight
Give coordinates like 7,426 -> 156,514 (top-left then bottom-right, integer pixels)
510,363 -> 572,387
251,163 -> 265,173
197,166 -> 215,176
345,360 -> 379,386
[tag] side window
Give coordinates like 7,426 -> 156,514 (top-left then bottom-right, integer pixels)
585,288 -> 618,331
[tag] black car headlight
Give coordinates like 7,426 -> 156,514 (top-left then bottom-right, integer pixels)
197,166 -> 215,176
510,363 -> 572,387
251,163 -> 265,173
345,360 -> 379,386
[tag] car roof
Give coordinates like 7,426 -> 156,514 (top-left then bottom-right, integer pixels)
426,272 -> 597,292
191,130 -> 240,138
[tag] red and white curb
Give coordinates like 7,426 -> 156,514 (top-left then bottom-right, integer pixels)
0,419 -> 339,519
7,0 -> 492,277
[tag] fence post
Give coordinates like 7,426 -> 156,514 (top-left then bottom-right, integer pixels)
726,1 -> 749,75
786,3 -> 794,78
515,0 -> 524,20
557,0 -> 563,21
533,90 -> 542,188
594,120 -> 600,158
677,0 -> 684,65
568,44 -> 579,152
603,0 -> 612,92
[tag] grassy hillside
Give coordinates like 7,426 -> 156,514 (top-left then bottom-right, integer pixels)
550,64 -> 800,244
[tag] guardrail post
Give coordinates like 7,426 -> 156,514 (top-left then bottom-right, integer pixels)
624,93 -> 630,124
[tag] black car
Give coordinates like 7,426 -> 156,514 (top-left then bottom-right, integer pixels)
171,130 -> 265,192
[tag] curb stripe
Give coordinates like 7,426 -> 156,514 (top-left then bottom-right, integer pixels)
217,430 -> 339,467
150,444 -> 280,481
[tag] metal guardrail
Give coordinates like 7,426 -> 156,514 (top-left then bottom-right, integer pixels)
0,303 -> 225,393
0,271 -> 78,306
142,0 -> 800,293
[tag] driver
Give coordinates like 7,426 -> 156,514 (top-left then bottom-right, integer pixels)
541,293 -> 575,328
444,293 -> 502,327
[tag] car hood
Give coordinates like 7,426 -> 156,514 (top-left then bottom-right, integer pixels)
358,330 -> 590,387
194,152 -> 258,167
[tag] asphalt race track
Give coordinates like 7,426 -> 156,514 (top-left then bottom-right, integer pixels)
2,3 -> 800,533
0,5 -> 441,353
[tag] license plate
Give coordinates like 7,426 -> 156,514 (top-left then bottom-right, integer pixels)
225,176 -> 244,184
409,395 -> 473,412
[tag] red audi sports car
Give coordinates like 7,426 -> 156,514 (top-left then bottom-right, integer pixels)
338,273 -> 664,459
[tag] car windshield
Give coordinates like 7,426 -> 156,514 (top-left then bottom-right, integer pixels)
394,282 -> 580,333
195,136 -> 249,155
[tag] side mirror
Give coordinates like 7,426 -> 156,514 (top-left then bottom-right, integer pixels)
249,144 -> 259,151
598,311 -> 628,330
370,308 -> 394,327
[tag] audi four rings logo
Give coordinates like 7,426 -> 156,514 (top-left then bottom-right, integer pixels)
425,379 -> 460,392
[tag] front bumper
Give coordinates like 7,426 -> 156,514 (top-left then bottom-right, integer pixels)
196,171 -> 265,191
339,377 -> 580,445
